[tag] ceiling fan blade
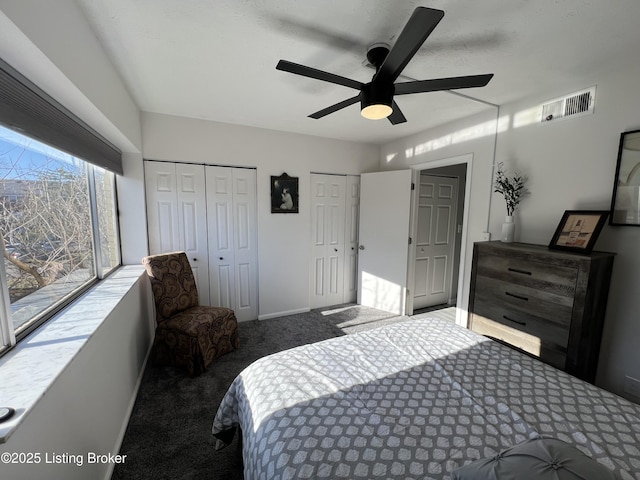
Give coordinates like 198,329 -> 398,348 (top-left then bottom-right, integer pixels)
309,95 -> 361,119
388,102 -> 407,125
373,7 -> 444,84
277,60 -> 364,90
394,74 -> 494,95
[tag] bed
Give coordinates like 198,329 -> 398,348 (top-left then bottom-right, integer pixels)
212,317 -> 640,479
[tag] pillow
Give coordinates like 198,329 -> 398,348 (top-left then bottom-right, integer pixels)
452,437 -> 617,480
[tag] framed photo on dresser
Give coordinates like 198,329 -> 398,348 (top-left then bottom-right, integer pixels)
548,210 -> 608,254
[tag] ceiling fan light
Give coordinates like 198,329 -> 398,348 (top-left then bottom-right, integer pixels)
361,103 -> 393,120
360,82 -> 394,120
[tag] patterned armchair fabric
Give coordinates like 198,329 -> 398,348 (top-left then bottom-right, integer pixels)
142,252 -> 239,375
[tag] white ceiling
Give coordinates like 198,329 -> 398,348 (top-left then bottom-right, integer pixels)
75,0 -> 640,145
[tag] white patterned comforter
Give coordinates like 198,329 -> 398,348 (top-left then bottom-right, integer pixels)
212,317 -> 640,479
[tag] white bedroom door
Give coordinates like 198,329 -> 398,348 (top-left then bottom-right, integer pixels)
412,174 -> 458,310
206,166 -> 258,322
357,169 -> 413,316
310,174 -> 347,309
144,161 -> 210,305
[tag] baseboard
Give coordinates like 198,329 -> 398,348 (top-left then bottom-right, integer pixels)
103,339 -> 154,480
258,307 -> 311,321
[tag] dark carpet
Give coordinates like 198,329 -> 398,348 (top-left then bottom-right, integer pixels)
110,304 -> 416,480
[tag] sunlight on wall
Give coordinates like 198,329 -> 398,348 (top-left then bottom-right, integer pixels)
386,115 -> 510,163
360,271 -> 404,316
456,307 -> 469,327
513,106 -> 542,128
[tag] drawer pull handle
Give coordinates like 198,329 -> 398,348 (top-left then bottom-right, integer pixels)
508,267 -> 532,275
503,315 -> 526,326
505,291 -> 529,301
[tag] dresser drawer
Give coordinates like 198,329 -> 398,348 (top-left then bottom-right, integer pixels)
476,254 -> 578,297
470,313 -> 567,370
472,293 -> 570,344
473,275 -> 574,324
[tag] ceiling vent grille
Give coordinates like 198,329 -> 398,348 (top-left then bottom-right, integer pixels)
541,86 -> 596,123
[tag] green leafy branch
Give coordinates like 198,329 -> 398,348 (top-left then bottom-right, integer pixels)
494,162 -> 527,216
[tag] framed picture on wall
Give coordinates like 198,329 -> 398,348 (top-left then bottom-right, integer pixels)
271,172 -> 299,213
610,129 -> 640,225
548,210 -> 608,254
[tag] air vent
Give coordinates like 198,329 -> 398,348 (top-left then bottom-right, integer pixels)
540,86 -> 596,123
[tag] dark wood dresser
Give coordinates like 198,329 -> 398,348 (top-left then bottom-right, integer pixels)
468,241 -> 615,383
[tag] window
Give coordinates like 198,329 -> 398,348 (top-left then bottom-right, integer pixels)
0,124 -> 120,350
93,167 -> 120,275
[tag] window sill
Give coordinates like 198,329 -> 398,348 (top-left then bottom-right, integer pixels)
0,265 -> 146,443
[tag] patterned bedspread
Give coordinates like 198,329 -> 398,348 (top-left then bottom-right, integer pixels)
212,317 -> 640,479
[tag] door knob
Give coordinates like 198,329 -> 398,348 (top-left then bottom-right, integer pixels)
359,245 -> 365,250
219,257 -> 224,260
334,248 -> 338,252
193,258 -> 197,262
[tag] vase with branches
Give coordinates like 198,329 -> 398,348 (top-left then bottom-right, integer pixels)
494,162 -> 527,242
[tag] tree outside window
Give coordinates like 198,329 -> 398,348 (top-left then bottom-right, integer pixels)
0,125 -> 119,337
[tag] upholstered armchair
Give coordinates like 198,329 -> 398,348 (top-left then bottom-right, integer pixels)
142,251 -> 239,375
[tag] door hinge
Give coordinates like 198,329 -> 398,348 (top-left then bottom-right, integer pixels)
408,237 -> 412,245
411,182 -> 415,190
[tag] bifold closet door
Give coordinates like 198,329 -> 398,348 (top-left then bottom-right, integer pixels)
206,166 -> 258,322
144,161 -> 210,305
343,175 -> 360,303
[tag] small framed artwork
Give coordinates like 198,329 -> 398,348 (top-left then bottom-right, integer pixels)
548,210 -> 608,254
610,129 -> 640,226
271,172 -> 299,214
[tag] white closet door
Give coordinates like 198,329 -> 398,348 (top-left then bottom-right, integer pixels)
230,168 -> 258,322
145,161 -> 180,253
206,166 -> 258,321
310,174 -> 346,309
145,161 -> 210,305
176,164 -> 210,305
343,175 -> 360,303
206,167 -> 236,311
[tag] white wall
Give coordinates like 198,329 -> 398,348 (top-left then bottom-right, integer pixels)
378,107 -> 499,320
0,5 -> 156,476
489,66 -> 640,400
0,0 -> 141,153
0,271 -> 155,480
117,152 -> 149,264
141,112 -> 380,318
390,64 -> 640,400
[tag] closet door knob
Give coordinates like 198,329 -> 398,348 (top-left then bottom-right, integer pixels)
193,258 -> 197,262
219,257 -> 224,260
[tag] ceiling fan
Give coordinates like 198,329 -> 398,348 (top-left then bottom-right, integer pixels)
276,6 -> 494,125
